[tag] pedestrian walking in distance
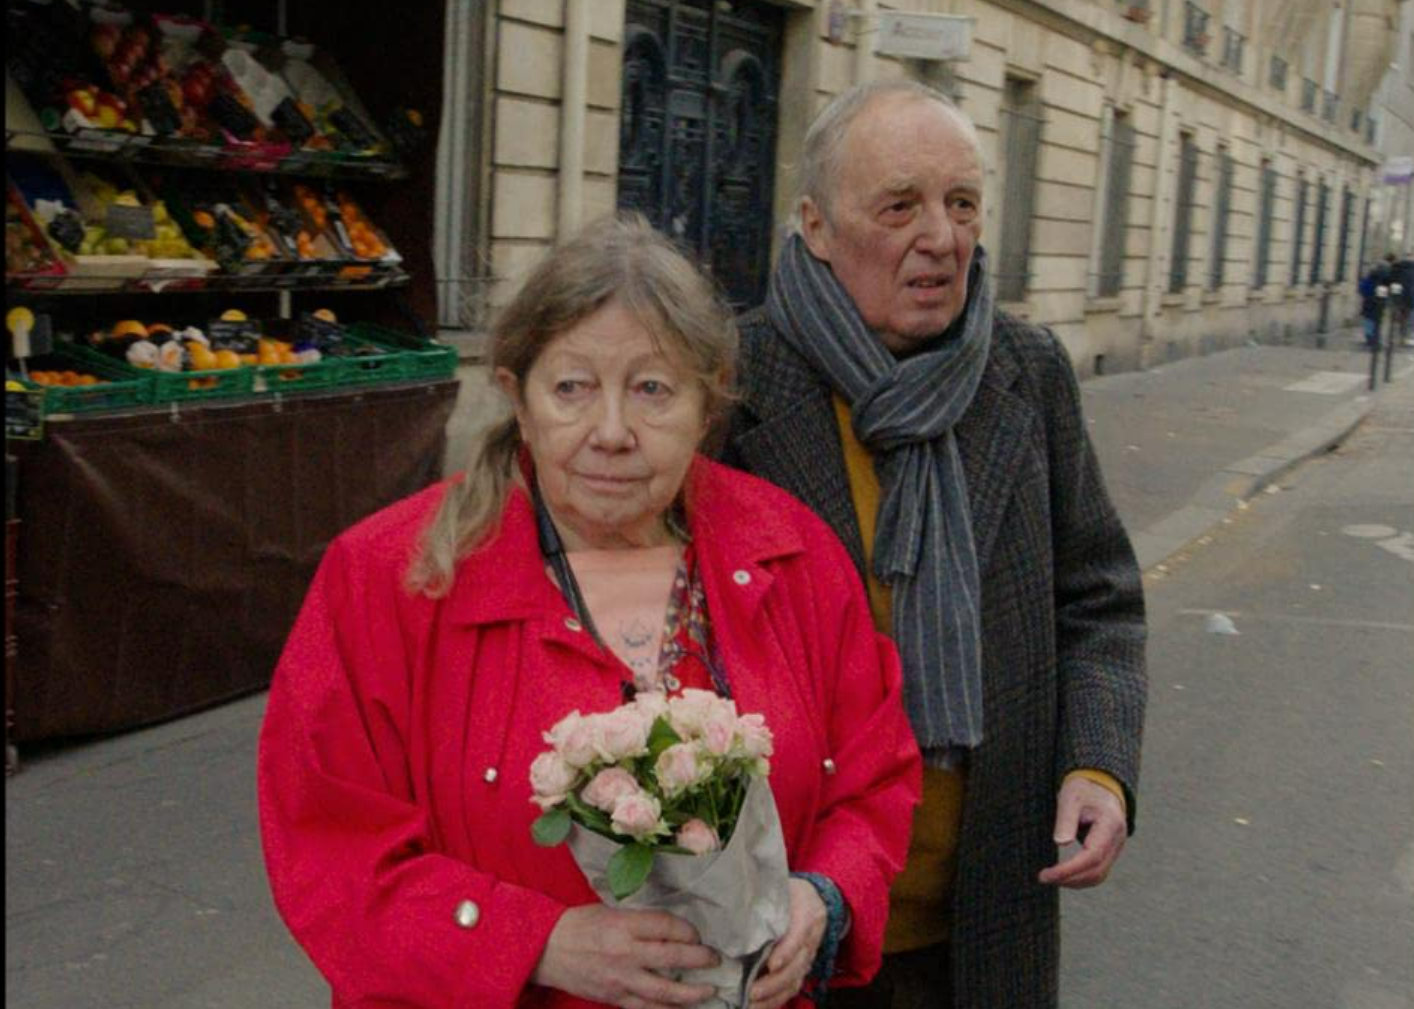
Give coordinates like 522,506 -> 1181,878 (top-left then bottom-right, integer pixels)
724,80 -> 1149,1009
1359,254 -> 1397,350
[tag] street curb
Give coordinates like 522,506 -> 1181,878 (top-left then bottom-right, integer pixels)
1129,396 -> 1376,573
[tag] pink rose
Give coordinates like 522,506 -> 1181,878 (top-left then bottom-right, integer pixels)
545,711 -> 597,768
656,742 -> 705,795
634,690 -> 669,724
582,767 -> 640,812
701,709 -> 736,756
593,707 -> 650,762
610,790 -> 663,840
675,818 -> 720,855
528,751 -> 577,809
668,689 -> 735,737
736,713 -> 774,759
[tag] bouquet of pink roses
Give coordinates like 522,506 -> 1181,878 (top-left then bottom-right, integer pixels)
531,689 -> 790,1007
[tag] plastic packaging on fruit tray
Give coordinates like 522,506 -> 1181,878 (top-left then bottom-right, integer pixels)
277,46 -> 391,160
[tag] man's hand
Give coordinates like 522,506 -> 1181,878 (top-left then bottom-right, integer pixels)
749,878 -> 827,1008
1038,776 -> 1127,888
532,904 -> 718,1009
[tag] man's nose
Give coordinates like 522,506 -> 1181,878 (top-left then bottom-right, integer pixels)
914,204 -> 957,257
588,393 -> 634,449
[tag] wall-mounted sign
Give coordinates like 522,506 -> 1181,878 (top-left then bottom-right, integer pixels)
1383,156 -> 1413,186
874,12 -> 974,61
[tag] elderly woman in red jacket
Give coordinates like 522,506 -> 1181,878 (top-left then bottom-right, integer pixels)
258,215 -> 921,1009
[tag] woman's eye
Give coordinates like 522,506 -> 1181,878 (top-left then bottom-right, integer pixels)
554,379 -> 587,396
636,379 -> 672,398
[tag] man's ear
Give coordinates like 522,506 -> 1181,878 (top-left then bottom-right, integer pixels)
800,197 -> 832,262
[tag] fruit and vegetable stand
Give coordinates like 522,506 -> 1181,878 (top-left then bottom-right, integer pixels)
5,0 -> 452,763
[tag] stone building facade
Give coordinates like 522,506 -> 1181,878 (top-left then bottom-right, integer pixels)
436,0 -> 1397,376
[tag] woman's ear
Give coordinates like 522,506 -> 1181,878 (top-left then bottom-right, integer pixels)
495,367 -> 525,425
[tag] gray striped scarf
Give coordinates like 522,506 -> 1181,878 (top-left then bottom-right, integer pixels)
765,234 -> 992,767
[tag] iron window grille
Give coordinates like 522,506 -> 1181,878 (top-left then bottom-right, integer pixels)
1269,55 -> 1288,90
1183,2 -> 1211,55
1290,176 -> 1307,287
1209,149 -> 1233,290
1309,180 -> 1328,285
996,78 -> 1043,303
1169,133 -> 1199,293
1335,187 -> 1353,283
1221,28 -> 1245,73
1254,161 -> 1276,288
1096,111 -> 1137,297
1300,78 -> 1318,113
1351,107 -> 1363,132
1322,90 -> 1338,123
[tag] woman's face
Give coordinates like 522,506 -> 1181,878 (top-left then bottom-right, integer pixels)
499,300 -> 709,552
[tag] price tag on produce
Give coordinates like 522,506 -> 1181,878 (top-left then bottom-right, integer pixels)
207,319 -> 263,349
106,203 -> 157,240
5,387 -> 45,442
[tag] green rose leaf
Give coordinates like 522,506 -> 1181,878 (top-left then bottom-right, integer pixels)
647,716 -> 682,760
531,807 -> 572,847
607,842 -> 655,901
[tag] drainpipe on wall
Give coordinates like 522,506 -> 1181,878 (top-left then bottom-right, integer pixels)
1140,71 -> 1177,358
558,0 -> 590,238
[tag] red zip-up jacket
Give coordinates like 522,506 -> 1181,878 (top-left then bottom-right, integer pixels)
258,457 -> 922,1008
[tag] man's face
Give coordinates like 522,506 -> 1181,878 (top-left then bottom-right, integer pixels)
801,94 -> 984,355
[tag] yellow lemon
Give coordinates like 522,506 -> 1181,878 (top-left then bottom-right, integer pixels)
219,309 -> 249,322
312,308 -> 337,323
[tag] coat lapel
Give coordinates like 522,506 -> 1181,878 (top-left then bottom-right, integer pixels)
956,350 -> 1035,574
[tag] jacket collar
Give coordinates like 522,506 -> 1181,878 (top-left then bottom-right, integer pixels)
732,306 -> 1033,576
443,456 -> 805,627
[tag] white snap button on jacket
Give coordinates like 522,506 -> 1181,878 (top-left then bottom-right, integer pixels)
732,570 -> 751,585
564,617 -> 582,632
454,900 -> 480,929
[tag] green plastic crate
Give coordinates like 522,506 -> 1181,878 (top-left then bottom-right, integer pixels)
15,344 -> 153,415
347,323 -> 458,382
254,354 -> 346,395
323,336 -> 408,387
149,362 -> 257,403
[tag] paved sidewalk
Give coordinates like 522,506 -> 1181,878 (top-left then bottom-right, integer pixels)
6,334 -> 1413,1008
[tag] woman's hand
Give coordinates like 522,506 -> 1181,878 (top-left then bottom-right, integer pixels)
532,904 -> 719,1009
749,878 -> 828,1009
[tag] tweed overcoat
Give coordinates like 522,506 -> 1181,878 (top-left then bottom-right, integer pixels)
724,307 -> 1148,1009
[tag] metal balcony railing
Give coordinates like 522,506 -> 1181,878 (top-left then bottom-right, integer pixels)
1300,78 -> 1318,113
1183,2 -> 1211,55
1269,55 -> 1288,90
1221,28 -> 1245,73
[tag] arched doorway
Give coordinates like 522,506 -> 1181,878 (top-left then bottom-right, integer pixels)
617,0 -> 783,309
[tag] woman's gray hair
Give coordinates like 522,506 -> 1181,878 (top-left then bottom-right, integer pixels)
406,213 -> 738,597
799,80 -> 981,221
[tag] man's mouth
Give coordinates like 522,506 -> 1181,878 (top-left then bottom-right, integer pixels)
907,275 -> 952,289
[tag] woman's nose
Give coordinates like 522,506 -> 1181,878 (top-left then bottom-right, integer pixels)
588,393 -> 635,449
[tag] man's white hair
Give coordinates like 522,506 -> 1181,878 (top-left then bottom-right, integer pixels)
798,80 -> 984,222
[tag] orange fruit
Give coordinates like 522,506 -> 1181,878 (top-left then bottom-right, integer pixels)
213,349 -> 242,370
219,309 -> 248,322
188,345 -> 218,371
111,320 -> 148,340
312,308 -> 337,323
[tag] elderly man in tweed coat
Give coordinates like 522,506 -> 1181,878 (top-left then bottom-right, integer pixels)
724,81 -> 1147,1008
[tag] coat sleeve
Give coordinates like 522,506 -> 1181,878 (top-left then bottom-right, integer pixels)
784,517 -> 923,988
1040,332 -> 1148,832
258,536 -> 566,1009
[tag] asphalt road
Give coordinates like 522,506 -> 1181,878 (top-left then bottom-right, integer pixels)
1061,375 -> 1414,1008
